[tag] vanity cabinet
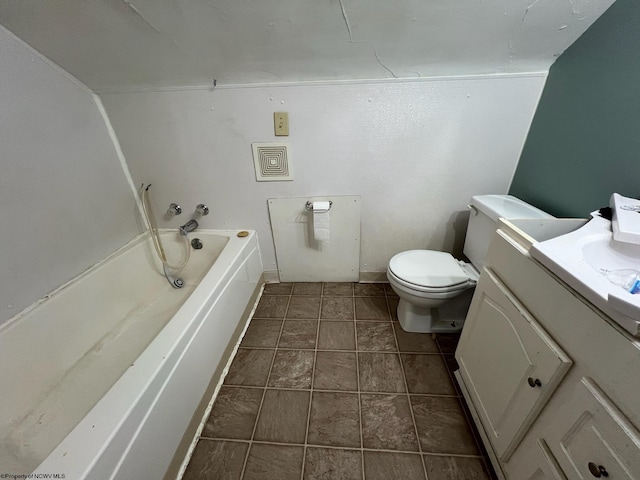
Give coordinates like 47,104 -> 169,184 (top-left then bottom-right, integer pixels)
456,268 -> 572,461
543,377 -> 640,479
455,220 -> 640,480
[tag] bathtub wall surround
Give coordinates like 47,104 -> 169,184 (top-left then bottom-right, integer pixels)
101,74 -> 547,281
0,25 -> 141,326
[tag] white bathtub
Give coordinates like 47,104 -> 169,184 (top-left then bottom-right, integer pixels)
0,229 -> 263,479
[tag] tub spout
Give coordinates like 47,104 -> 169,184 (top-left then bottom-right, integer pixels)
180,219 -> 198,236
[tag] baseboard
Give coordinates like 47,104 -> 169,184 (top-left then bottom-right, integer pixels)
263,270 -> 388,284
358,271 -> 388,283
263,269 -> 280,283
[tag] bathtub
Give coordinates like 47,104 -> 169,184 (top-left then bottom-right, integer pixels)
0,229 -> 263,479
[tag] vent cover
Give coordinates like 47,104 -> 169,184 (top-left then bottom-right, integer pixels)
252,143 -> 293,182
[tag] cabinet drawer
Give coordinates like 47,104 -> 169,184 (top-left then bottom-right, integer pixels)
546,377 -> 640,479
456,268 -> 572,461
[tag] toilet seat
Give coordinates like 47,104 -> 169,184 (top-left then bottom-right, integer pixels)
388,250 -> 476,293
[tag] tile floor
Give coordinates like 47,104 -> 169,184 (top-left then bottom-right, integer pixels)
183,282 -> 496,480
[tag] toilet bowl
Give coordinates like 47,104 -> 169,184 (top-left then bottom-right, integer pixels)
387,195 -> 554,333
387,250 -> 479,333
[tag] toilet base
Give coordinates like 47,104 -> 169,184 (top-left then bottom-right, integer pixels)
396,291 -> 474,333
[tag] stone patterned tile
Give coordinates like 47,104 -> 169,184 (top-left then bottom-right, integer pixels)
203,387 -> 263,439
411,396 -> 479,455
384,283 -> 399,297
287,296 -> 321,319
307,392 -> 361,448
356,322 -> 397,352
278,320 -> 318,349
224,349 -> 274,387
244,443 -> 304,480
354,283 -> 386,296
358,353 -> 406,393
263,282 -> 293,295
435,333 -> 461,354
268,350 -> 315,389
423,455 -> 490,480
254,389 -> 310,443
361,394 -> 419,451
240,319 -> 282,348
183,439 -> 247,480
313,351 -> 358,391
317,321 -> 356,350
323,282 -> 354,296
388,297 -> 399,320
320,297 -> 354,320
303,447 -> 362,480
401,354 -> 456,395
293,282 -> 323,295
393,323 -> 440,353
443,353 -> 459,373
254,295 -> 289,318
363,451 -> 425,480
355,297 -> 390,320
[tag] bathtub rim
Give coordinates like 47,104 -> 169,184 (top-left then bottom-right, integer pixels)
0,227 -> 227,335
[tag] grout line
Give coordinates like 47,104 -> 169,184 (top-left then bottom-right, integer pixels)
299,283 -> 323,480
238,288 -> 292,479
223,383 -> 459,397
353,290 -> 366,480
196,436 -> 486,458
392,315 -> 429,480
238,344 -> 444,355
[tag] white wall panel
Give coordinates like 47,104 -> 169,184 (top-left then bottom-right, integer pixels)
101,75 -> 546,277
0,26 -> 140,325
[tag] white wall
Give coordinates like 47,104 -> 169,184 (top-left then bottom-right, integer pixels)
101,75 -> 546,278
0,27 -> 141,325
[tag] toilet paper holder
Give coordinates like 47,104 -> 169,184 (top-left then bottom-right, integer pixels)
305,201 -> 332,212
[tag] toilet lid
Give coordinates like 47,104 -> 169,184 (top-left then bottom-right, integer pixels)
388,250 -> 469,288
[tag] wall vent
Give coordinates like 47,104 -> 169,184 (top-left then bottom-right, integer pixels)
252,143 -> 293,182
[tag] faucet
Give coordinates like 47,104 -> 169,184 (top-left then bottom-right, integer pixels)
180,219 -> 199,236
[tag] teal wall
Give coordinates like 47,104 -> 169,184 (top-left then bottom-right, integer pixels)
509,0 -> 640,217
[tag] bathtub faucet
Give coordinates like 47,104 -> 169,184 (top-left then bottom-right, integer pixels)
180,219 -> 199,236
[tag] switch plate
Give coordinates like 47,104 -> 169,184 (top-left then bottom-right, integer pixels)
274,112 -> 289,136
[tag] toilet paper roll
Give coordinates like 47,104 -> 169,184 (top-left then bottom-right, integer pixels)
312,201 -> 330,242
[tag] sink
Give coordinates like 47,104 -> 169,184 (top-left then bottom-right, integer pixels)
530,214 -> 640,337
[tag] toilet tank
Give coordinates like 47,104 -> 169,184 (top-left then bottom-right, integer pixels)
463,195 -> 553,272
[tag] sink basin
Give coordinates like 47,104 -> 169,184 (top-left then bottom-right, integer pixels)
530,214 -> 640,337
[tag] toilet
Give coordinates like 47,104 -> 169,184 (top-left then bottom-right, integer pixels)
387,195 -> 553,333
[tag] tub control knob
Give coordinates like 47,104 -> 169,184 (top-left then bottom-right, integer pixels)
196,204 -> 209,216
167,203 -> 182,216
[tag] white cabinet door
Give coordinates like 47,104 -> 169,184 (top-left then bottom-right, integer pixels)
547,377 -> 640,479
456,268 -> 572,461
511,439 -> 567,480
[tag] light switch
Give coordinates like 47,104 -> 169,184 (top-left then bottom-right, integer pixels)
274,112 -> 289,136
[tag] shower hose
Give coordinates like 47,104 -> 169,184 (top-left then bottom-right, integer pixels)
140,184 -> 191,272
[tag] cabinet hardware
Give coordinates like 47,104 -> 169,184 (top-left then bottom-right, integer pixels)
527,377 -> 542,388
587,462 -> 609,477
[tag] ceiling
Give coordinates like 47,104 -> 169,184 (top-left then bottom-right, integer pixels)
0,0 -> 616,93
